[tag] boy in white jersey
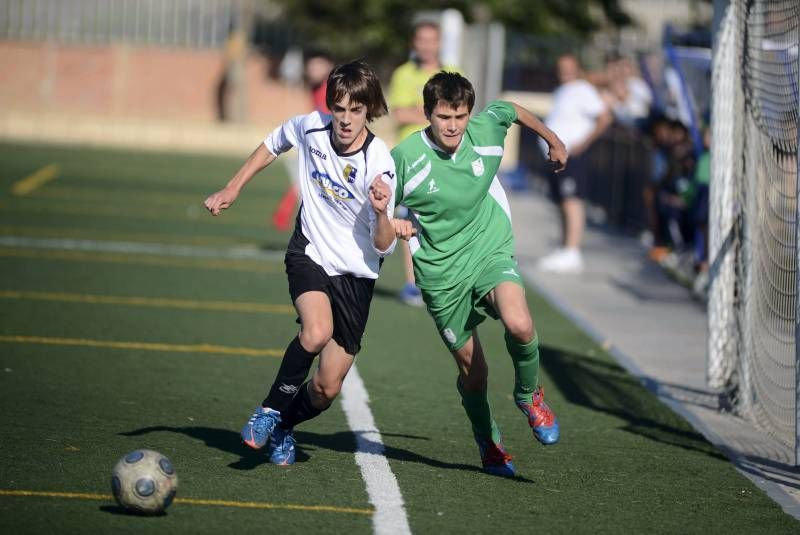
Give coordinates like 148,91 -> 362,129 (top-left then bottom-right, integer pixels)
204,60 -> 397,466
391,71 -> 567,477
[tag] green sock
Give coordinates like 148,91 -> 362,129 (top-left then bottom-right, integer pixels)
506,332 -> 540,404
456,378 -> 501,444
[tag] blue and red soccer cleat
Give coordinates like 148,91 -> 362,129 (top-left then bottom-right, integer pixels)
397,282 -> 424,307
241,407 -> 281,450
516,386 -> 560,445
268,426 -> 297,465
474,434 -> 516,478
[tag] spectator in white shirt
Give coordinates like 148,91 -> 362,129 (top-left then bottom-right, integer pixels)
537,54 -> 612,274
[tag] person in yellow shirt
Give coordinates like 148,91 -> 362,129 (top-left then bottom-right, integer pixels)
388,20 -> 457,306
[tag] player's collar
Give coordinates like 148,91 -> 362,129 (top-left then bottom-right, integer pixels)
328,124 -> 375,157
421,129 -> 463,161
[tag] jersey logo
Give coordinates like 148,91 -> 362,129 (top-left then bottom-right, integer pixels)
407,154 -> 426,173
311,170 -> 355,202
309,146 -> 327,160
427,179 -> 440,194
471,157 -> 485,177
502,268 -> 519,278
343,164 -> 357,184
442,328 -> 457,345
278,384 -> 299,394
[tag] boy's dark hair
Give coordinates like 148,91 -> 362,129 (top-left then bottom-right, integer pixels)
326,59 -> 388,122
422,71 -> 475,117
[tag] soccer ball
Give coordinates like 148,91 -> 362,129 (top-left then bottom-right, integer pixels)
111,449 -> 178,515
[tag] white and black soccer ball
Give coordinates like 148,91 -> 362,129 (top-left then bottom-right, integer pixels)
111,449 -> 178,515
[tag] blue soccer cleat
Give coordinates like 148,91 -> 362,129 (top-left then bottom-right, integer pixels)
398,282 -> 424,307
474,433 -> 516,478
269,426 -> 296,466
241,407 -> 281,450
516,386 -> 560,445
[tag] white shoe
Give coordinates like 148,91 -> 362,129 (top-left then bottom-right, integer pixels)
536,248 -> 584,274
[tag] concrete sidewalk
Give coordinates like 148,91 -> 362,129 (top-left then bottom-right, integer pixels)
508,190 -> 800,520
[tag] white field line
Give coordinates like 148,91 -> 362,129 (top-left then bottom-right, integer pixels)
341,365 -> 411,535
0,236 -> 284,261
2,234 -> 410,530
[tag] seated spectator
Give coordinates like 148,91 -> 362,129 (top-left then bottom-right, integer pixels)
643,115 -> 672,261
656,120 -> 696,251
644,116 -> 698,263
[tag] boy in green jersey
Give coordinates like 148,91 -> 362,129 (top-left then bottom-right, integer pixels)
390,71 -> 568,477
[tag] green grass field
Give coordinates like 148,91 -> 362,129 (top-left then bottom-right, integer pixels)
0,141 -> 796,534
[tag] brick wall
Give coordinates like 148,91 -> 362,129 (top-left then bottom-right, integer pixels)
0,41 -> 310,126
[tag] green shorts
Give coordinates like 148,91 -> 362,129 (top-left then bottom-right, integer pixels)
421,254 -> 524,351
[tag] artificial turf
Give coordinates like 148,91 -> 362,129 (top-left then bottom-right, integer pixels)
0,141 -> 796,534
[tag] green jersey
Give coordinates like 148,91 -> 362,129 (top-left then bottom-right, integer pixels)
391,100 -> 518,289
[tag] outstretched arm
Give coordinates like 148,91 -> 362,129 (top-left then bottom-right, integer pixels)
508,101 -> 568,172
204,143 -> 277,216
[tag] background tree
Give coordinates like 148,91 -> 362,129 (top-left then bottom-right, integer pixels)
274,0 -> 632,73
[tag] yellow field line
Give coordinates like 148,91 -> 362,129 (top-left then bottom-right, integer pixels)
0,248 -> 280,273
176,497 -> 371,515
0,290 -> 295,315
11,164 -> 59,196
0,490 -> 373,516
0,335 -> 284,358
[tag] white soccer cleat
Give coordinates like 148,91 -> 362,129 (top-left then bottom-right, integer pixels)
536,248 -> 584,274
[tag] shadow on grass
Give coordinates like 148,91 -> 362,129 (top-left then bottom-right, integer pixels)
98,505 -> 168,517
119,426 -> 270,470
120,426 -> 534,483
99,505 -> 131,516
540,344 -> 727,461
738,456 -> 800,490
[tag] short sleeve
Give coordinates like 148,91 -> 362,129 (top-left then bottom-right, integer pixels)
483,101 -> 518,128
264,114 -> 306,156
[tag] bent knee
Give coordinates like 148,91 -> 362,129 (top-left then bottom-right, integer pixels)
505,317 -> 534,343
300,324 -> 333,353
311,377 -> 342,404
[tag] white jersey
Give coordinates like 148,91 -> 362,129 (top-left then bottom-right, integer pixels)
542,79 -> 607,152
264,112 -> 397,279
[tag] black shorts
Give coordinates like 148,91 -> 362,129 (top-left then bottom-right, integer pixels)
285,230 -> 375,356
547,151 -> 590,202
